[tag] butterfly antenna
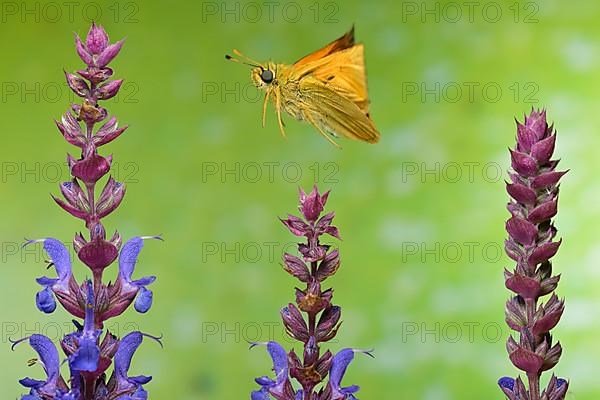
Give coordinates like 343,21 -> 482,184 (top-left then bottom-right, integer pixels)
225,54 -> 260,68
225,49 -> 264,68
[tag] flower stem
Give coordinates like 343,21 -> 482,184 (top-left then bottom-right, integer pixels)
525,298 -> 540,400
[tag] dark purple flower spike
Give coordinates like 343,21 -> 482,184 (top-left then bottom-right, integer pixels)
500,109 -> 569,400
251,187 -> 370,400
14,23 -> 162,399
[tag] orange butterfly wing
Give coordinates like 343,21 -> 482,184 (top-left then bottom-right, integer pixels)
293,26 -> 356,66
291,27 -> 370,114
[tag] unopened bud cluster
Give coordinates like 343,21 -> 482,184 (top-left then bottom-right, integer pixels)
498,109 -> 568,400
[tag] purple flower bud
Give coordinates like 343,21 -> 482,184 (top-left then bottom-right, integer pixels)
543,342 -> 563,371
59,180 -> 89,210
64,71 -> 90,98
509,346 -> 544,374
281,304 -> 308,342
510,149 -> 538,177
504,239 -> 522,261
532,295 -> 564,336
52,195 -> 89,221
97,39 -> 125,67
505,295 -> 527,331
71,153 -> 111,184
75,34 -> 94,66
498,377 -> 517,400
85,23 -> 109,55
528,240 -> 561,266
528,200 -> 558,224
316,211 -> 341,240
77,239 -> 119,274
531,171 -> 567,189
283,253 -> 311,282
96,177 -> 126,219
506,182 -> 536,206
55,111 -> 85,148
498,376 -> 515,391
505,270 -> 541,299
77,67 -> 114,84
316,249 -> 340,282
506,216 -> 537,246
516,109 -> 547,152
281,214 -> 309,237
303,336 -> 319,366
299,186 -> 329,222
531,134 -> 556,164
545,375 -> 568,400
316,306 -> 341,342
93,116 -> 128,147
96,79 -> 123,100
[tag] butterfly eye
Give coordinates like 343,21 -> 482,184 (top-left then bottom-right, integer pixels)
260,69 -> 274,84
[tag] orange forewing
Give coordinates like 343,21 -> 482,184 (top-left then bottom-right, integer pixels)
293,26 -> 356,67
290,28 -> 370,114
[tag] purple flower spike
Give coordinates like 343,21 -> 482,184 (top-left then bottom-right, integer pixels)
15,23 -> 161,398
500,109 -> 569,400
249,187 -> 370,399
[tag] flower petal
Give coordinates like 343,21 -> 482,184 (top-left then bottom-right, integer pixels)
134,287 -> 153,313
21,335 -> 61,391
329,348 -> 372,399
36,287 -> 57,314
97,39 -> 125,67
119,237 -> 145,281
41,238 -> 72,283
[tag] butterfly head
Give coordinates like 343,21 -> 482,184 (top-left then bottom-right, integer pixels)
250,63 -> 277,89
226,50 -> 276,89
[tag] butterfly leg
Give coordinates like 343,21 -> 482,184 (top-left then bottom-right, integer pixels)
303,111 -> 341,148
274,89 -> 287,139
262,91 -> 270,128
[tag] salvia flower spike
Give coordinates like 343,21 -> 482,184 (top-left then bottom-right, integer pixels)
252,186 -> 370,400
499,109 -> 569,400
14,23 -> 161,399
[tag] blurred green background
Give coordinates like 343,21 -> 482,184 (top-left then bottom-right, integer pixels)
1,0 -> 599,398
